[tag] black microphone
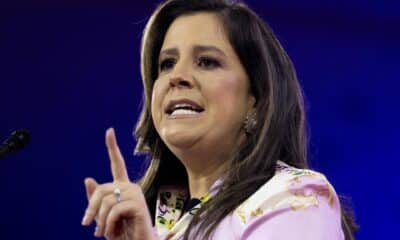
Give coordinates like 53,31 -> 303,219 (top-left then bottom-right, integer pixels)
0,129 -> 30,159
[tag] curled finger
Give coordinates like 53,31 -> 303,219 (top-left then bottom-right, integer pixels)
94,193 -> 121,237
82,183 -> 115,226
104,200 -> 136,239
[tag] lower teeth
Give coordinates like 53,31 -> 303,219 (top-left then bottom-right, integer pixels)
171,109 -> 199,116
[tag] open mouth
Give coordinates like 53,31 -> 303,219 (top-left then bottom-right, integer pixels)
165,99 -> 205,116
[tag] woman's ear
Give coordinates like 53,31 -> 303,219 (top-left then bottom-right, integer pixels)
247,93 -> 256,110
243,94 -> 257,134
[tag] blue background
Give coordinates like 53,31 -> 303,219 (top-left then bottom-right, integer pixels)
0,0 -> 399,239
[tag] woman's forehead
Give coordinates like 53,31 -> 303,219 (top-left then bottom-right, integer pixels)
160,12 -> 233,56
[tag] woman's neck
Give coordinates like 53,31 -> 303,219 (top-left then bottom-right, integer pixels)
184,157 -> 227,199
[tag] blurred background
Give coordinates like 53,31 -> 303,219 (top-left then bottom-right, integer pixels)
0,0 -> 399,239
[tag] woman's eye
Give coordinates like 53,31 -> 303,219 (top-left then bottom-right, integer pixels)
159,58 -> 176,71
197,57 -> 221,69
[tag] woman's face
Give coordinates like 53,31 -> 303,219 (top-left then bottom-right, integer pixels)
151,12 -> 255,160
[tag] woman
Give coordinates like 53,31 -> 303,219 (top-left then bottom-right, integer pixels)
82,0 -> 356,239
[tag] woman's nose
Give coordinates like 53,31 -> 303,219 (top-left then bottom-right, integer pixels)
169,63 -> 194,89
169,76 -> 193,88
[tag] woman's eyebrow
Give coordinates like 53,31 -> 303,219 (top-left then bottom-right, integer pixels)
159,45 -> 226,59
159,48 -> 178,58
193,45 -> 226,57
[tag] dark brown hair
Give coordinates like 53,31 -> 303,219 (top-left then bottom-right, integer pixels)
135,0 -> 357,239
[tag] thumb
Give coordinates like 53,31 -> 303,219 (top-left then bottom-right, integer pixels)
84,177 -> 98,200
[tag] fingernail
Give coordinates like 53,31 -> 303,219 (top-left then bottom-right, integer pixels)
94,226 -> 101,237
81,215 -> 88,226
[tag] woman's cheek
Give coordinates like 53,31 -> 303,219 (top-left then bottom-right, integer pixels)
151,86 -> 159,119
151,82 -> 164,123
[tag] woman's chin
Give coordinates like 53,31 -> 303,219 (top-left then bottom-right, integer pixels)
161,130 -> 202,151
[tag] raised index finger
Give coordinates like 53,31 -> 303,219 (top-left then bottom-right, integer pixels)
105,128 -> 129,182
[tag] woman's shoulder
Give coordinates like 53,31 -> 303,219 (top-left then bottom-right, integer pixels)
230,161 -> 344,238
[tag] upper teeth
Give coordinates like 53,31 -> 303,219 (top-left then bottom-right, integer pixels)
173,103 -> 194,110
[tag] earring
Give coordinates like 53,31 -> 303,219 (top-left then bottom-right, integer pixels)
244,111 -> 257,134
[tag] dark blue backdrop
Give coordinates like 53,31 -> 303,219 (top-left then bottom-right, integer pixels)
1,1 -> 399,239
